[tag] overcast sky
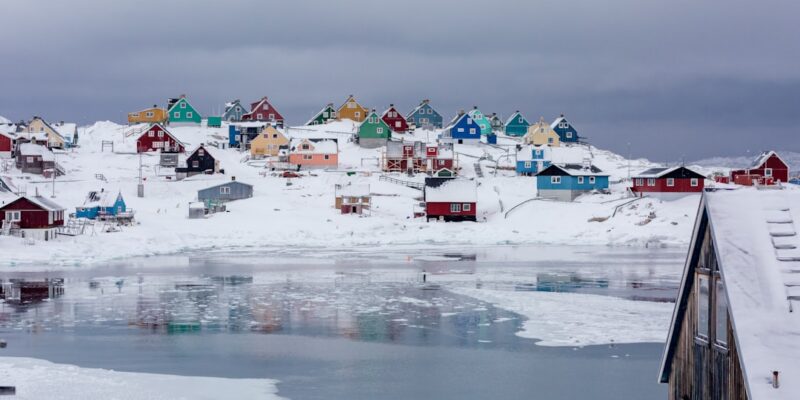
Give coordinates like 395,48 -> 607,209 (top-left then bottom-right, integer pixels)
1,0 -> 798,160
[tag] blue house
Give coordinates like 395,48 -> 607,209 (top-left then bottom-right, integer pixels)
228,122 -> 266,148
535,164 -> 609,201
222,99 -> 246,122
551,114 -> 580,143
441,111 -> 481,145
76,190 -> 127,219
516,145 -> 552,176
406,99 -> 443,130
504,111 -> 530,136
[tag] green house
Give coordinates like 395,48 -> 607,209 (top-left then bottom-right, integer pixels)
306,103 -> 337,125
168,96 -> 201,125
467,107 -> 492,136
356,110 -> 391,148
504,111 -> 530,136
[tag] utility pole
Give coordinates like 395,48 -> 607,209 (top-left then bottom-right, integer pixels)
51,152 -> 57,198
137,152 -> 144,197
627,142 -> 631,182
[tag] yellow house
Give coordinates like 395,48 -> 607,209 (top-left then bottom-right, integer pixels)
26,117 -> 65,149
128,106 -> 167,124
524,117 -> 560,146
337,95 -> 368,122
250,125 -> 289,158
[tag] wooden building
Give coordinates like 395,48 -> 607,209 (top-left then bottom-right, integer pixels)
136,123 -> 185,153
660,189 -> 800,400
222,99 -> 246,122
250,125 -> 289,158
337,95 -> 368,122
524,117 -> 560,146
504,111 -> 530,136
424,178 -> 477,222
197,178 -> 253,204
381,104 -> 409,133
730,151 -> 790,186
176,144 -> 221,178
0,195 -> 65,240
467,107 -> 492,137
306,103 -> 337,125
15,143 -> 61,176
535,164 -> 609,201
0,130 -> 16,158
288,138 -> 338,168
128,105 -> 167,125
167,95 -> 201,125
382,141 -> 456,175
25,116 -> 65,149
356,110 -> 391,148
242,96 -> 284,127
441,111 -> 481,145
334,184 -> 371,215
631,166 -> 706,200
551,114 -> 580,143
406,99 -> 443,130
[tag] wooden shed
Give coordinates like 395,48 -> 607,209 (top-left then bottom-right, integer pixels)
197,178 -> 253,204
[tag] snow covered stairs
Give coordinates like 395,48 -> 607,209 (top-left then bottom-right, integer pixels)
765,207 -> 800,308
474,163 -> 484,178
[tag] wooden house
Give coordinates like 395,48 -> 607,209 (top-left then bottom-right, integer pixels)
660,189 -> 800,400
306,103 -> 337,125
128,105 -> 167,125
406,99 -> 443,130
535,164 -> 609,201
15,143 -> 62,176
0,195 -> 65,241
489,113 -> 504,133
334,184 -> 371,215
504,111 -> 530,136
337,95 -> 369,122
551,114 -> 580,143
525,117 -> 560,146
441,111 -> 481,145
167,95 -> 201,125
250,125 -> 289,158
75,189 -> 128,220
228,122 -> 268,148
222,99 -> 246,122
136,123 -> 185,153
176,144 -> 221,178
381,104 -> 409,133
631,166 -> 706,200
382,141 -> 456,175
356,110 -> 391,148
516,145 -> 552,176
467,107 -> 492,137
197,178 -> 253,204
424,178 -> 477,222
0,131 -> 16,158
288,138 -> 338,168
25,117 -> 65,149
730,151 -> 790,185
242,97 -> 284,127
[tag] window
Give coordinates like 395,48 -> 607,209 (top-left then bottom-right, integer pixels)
158,131 -> 164,138
174,112 -> 180,118
272,134 -> 278,139
323,111 -> 329,118
48,211 -> 53,224
463,203 -> 471,211
355,112 -> 360,118
187,111 -> 193,118
132,113 -> 140,117
301,144 -> 310,150
348,102 -> 355,109
148,131 -> 155,137
450,203 -> 461,213
146,112 -> 154,117
269,114 -> 275,120
376,127 -> 384,134
519,117 -> 524,123
180,102 -> 187,109
524,161 -> 532,169
697,274 -> 710,340
577,176 -> 584,184
457,128 -> 464,133
469,128 -> 476,134
551,176 -> 561,184
666,178 -> 675,187
535,150 -> 542,157
427,109 -> 432,114
324,154 -> 330,160
198,149 -> 205,157
257,114 -> 263,119
5,211 -> 21,222
220,186 -> 231,194
765,168 -> 772,177
548,138 -> 553,144
691,178 -> 699,187
647,178 -> 655,186
467,118 -> 472,124
589,176 -> 595,184
438,159 -> 445,166
396,121 -> 402,128
303,154 -> 312,160
635,178 -> 643,186
715,279 -> 728,346
192,161 -> 199,168
566,132 -> 573,138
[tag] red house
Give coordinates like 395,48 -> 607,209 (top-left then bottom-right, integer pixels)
0,195 -> 65,241
730,151 -> 789,186
424,178 -> 477,222
383,141 -> 456,174
0,131 -> 15,158
242,97 -> 284,127
136,123 -> 185,153
631,166 -> 706,200
381,104 -> 409,133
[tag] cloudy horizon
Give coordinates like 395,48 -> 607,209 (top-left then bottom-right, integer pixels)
1,0 -> 798,161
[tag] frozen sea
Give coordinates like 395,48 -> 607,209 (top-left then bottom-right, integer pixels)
0,245 -> 684,399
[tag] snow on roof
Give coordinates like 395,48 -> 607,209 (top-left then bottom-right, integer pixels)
19,143 -> 55,161
750,150 -> 786,169
231,121 -> 268,128
289,138 -> 338,154
189,201 -> 205,210
0,176 -> 18,193
425,179 -> 477,203
83,190 -> 122,208
702,190 -> 800,399
26,195 -> 64,211
538,163 -> 608,177
0,115 -> 10,124
336,184 -> 370,197
634,166 -> 706,179
0,126 -> 17,137
305,104 -> 335,125
504,111 -> 525,126
53,122 -> 77,138
550,116 -> 566,129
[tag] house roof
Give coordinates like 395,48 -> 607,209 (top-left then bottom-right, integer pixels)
200,180 -> 253,192
536,163 -> 607,177
289,138 -> 338,154
140,123 -> 185,147
338,95 -> 365,112
0,176 -> 18,193
167,96 -> 195,113
634,166 -> 706,179
53,122 -> 77,138
424,178 -> 477,203
660,189 -> 800,399
31,117 -> 65,142
19,143 -> 55,161
750,150 -> 787,169
336,184 -> 370,197
12,195 -> 65,212
406,100 -> 440,119
550,116 -> 567,129
443,113 -> 468,131
305,103 -> 335,125
505,111 -> 527,126
83,189 -> 122,208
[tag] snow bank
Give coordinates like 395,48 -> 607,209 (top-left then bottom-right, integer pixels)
0,357 -> 284,400
450,287 -> 673,347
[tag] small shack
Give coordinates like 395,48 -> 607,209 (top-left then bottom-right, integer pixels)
188,202 -> 206,219
335,184 -> 371,215
197,177 -> 253,204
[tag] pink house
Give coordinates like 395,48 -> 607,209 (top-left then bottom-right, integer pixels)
288,138 -> 338,169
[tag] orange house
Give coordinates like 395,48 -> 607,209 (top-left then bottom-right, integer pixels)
336,95 -> 368,122
288,138 -> 338,168
128,105 -> 168,124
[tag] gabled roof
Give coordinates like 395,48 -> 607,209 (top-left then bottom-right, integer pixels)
660,190 -> 800,399
406,99 -> 440,119
19,143 -> 55,161
187,144 -> 221,160
83,189 -> 123,208
0,176 -> 18,193
201,180 -> 253,191
505,111 -> 527,126
336,183 -> 370,197
139,123 -> 185,146
1,195 -> 65,211
289,137 -> 338,154
535,163 -> 607,177
306,103 -> 336,125
443,112 -> 469,131
750,150 -> 788,169
634,166 -> 705,179
550,116 -> 567,129
167,96 -> 196,113
338,95 -> 365,111
30,117 -> 65,141
424,178 -> 477,202
53,122 -> 77,138
224,99 -> 242,112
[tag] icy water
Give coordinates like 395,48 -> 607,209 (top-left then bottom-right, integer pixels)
0,245 -> 684,399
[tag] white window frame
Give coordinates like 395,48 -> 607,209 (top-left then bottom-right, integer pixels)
690,178 -> 699,187
647,178 -> 655,186
462,203 -> 471,212
551,176 -> 561,184
186,112 -> 193,119
174,112 -> 180,118
180,102 -> 187,109
566,132 -> 573,138
524,161 -> 532,169
577,176 -> 584,184
469,128 -> 476,134
145,111 -> 154,117
5,211 -> 21,222
376,127 -> 384,134
148,131 -> 155,137
666,178 -> 675,187
589,176 -> 596,184
450,203 -> 461,213
635,178 -> 643,186
219,186 -> 231,195
765,168 -> 773,177
157,131 -> 164,138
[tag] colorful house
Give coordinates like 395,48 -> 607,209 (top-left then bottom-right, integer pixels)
334,184 -> 371,215
535,164 -> 609,201
242,97 -> 284,127
250,125 -> 289,158
288,138 -> 338,168
524,117 -> 560,146
631,166 -> 706,200
441,111 -> 481,145
222,100 -> 246,122
730,151 -> 790,185
128,106 -> 167,125
228,122 -> 267,148
337,95 -> 369,122
0,195 -> 65,241
516,145 -> 552,176
198,178 -> 253,204
551,114 -> 580,143
176,144 -> 221,178
15,143 -> 61,176
504,111 -> 530,136
75,189 -> 127,220
382,141 -> 456,175
356,110 -> 391,148
26,117 -> 65,149
381,104 -> 409,133
167,95 -> 201,126
53,122 -> 77,147
406,99 -> 443,130
467,107 -> 492,136
424,178 -> 477,222
659,190 -> 800,400
307,103 -> 337,125
136,123 -> 185,153
0,131 -> 15,158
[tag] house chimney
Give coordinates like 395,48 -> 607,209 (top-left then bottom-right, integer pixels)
773,371 -> 780,389
153,104 -> 158,108
458,109 -> 465,116
389,103 -> 394,108
180,94 -> 186,98
473,106 -> 478,110
231,176 -> 236,181
423,99 -> 429,104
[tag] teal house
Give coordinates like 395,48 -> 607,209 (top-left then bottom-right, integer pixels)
356,110 -> 391,148
76,190 -> 127,219
306,103 -> 337,125
535,164 -> 609,201
222,99 -> 246,122
168,95 -> 201,125
467,107 -> 492,136
504,111 -> 530,136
